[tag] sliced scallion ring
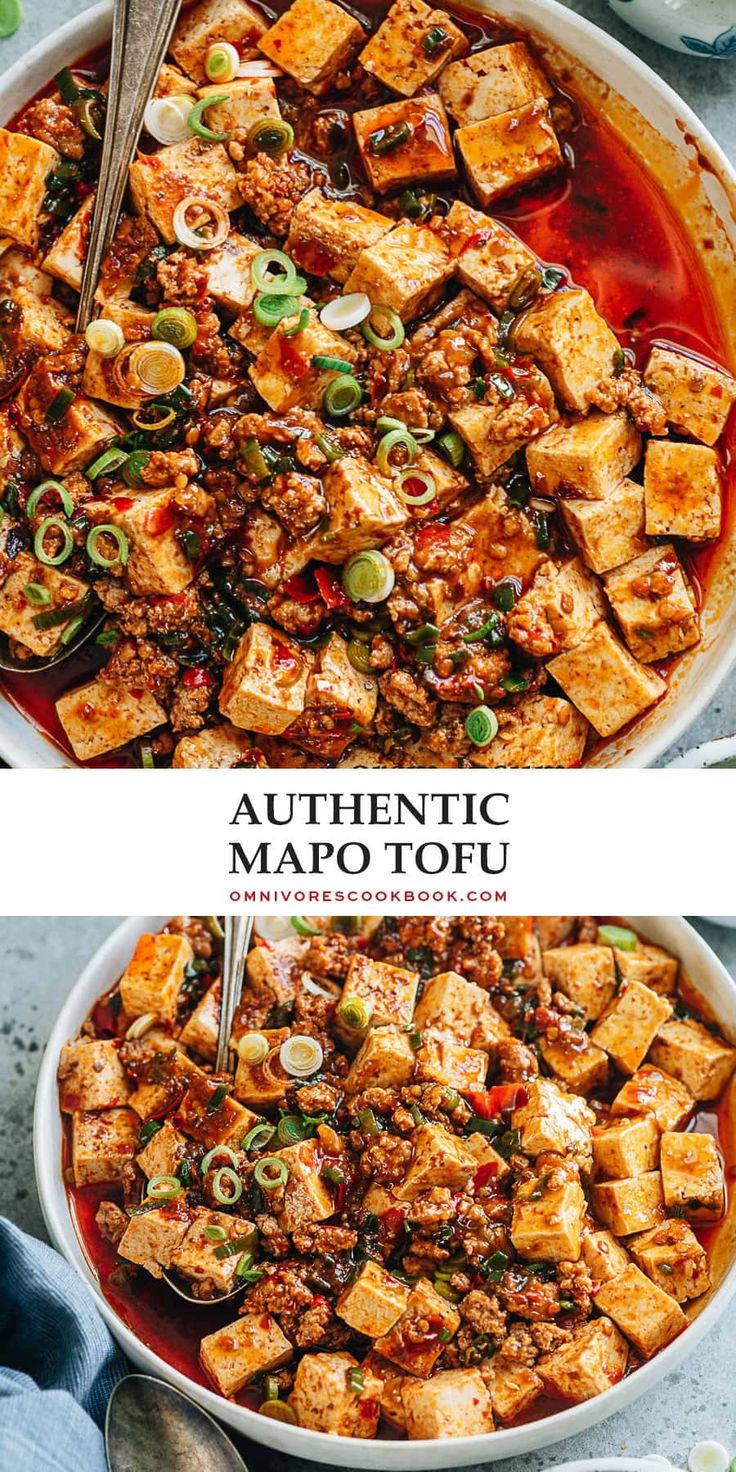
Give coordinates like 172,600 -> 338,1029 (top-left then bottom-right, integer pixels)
276,1115 -> 307,1146
147,1173 -> 182,1201
46,386 -> 75,423
238,1032 -> 269,1064
203,1223 -> 229,1242
251,249 -> 299,296
338,996 -> 372,1030
85,319 -> 125,358
86,524 -> 129,568
464,705 -> 498,748
34,516 -> 74,567
127,341 -> 186,397
253,1157 -> 289,1190
86,447 -> 128,481
248,117 -> 294,156
319,293 -> 371,332
253,292 -> 301,327
187,93 -> 232,142
144,94 -> 193,145
279,1034 -> 324,1078
282,307 -> 310,337
243,1122 -> 276,1152
342,549 -> 394,604
376,426 -> 417,474
201,1144 -> 239,1174
597,924 -> 638,952
254,916 -> 296,942
323,373 -> 362,418
212,1166 -> 243,1204
152,306 -> 197,349
122,450 -> 150,488
172,195 -> 229,251
396,468 -> 436,506
26,480 -> 74,520
204,41 -> 240,83
23,582 -> 51,606
362,305 -> 405,351
437,429 -> 465,467
313,353 -> 353,374
290,916 -> 321,937
130,404 -> 177,432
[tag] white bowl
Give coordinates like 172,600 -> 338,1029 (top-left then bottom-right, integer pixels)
33,916 -> 736,1468
607,0 -> 736,59
1,0 -> 736,768
667,736 -> 736,769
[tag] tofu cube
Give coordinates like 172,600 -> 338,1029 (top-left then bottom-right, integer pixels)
97,490 -> 194,596
118,1202 -> 192,1278
219,622 -> 313,735
345,220 -> 453,322
604,544 -> 699,664
445,200 -> 538,313
155,62 -> 198,98
375,1278 -> 460,1376
59,1038 -> 130,1112
129,139 -> 240,243
449,365 -> 558,476
286,188 -> 391,285
456,100 -> 562,207
506,557 -> 606,660
249,307 -> 358,412
511,1170 -> 586,1261
538,1032 -> 609,1096
345,1025 -> 416,1093
170,1208 -> 256,1294
581,1229 -> 631,1283
615,943 -> 678,996
413,969 -> 509,1051
42,195 -> 95,292
172,724 -> 263,769
0,555 -> 90,658
353,96 -> 456,195
199,230 -> 265,314
592,1170 -> 665,1236
259,0 -> 365,94
341,954 -> 419,1030
0,128 -> 59,247
612,1065 -> 694,1132
630,1219 -> 710,1302
170,0 -> 267,80
547,622 -> 666,739
336,1260 -> 410,1337
273,1137 -> 335,1232
562,480 -> 648,575
644,345 -> 736,447
660,1131 -> 724,1221
486,1356 -> 543,1422
12,287 -> 72,352
592,1114 -> 660,1181
299,631 -> 378,741
644,439 -> 722,542
440,42 -> 552,124
289,1352 -> 382,1436
233,1028 -> 290,1109
470,693 -> 589,769
513,287 -> 621,413
195,78 -> 281,142
537,1318 -> 628,1401
136,1119 -> 187,1180
402,1368 -> 494,1439
16,373 -> 121,476
120,932 -> 193,1023
179,981 -> 221,1061
542,943 -> 617,1021
70,1107 -> 140,1187
649,1019 -> 736,1101
306,455 -> 408,562
245,939 -> 302,1006
415,1027 -> 488,1093
56,678 -> 167,762
512,1077 -> 595,1160
594,1263 -> 687,1359
360,0 -> 467,97
200,1312 -> 292,1397
591,979 -> 673,1075
527,412 -> 642,500
176,1072 -> 257,1150
396,1122 -> 499,1199
83,348 -> 149,410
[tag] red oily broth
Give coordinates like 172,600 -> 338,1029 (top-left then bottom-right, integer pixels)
1,0 -> 733,765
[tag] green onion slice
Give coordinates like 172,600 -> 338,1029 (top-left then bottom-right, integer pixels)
253,292 -> 301,327
397,468 -> 435,506
86,448 -> 128,481
204,1223 -> 228,1242
347,639 -> 373,675
243,1122 -> 276,1152
251,249 -> 299,296
465,705 -> 499,748
376,427 -> 417,474
339,996 -> 372,1031
248,117 -> 294,156
597,924 -> 638,952
323,373 -> 362,417
342,549 -> 394,604
122,450 -> 150,488
86,524 -> 129,568
26,481 -> 74,519
315,430 -> 343,463
362,305 -> 405,351
254,1157 -> 289,1190
201,1144 -> 239,1174
291,915 -> 321,937
313,354 -> 353,374
437,430 -> 465,467
369,121 -> 412,155
276,1115 -> 308,1147
32,595 -> 89,632
152,306 -> 198,349
34,516 -> 74,567
23,582 -> 51,606
147,1173 -> 182,1201
258,1402 -> 296,1424
188,93 -> 232,142
357,1107 -> 380,1137
282,308 -> 310,337
46,386 -> 76,423
204,41 -> 239,83
0,0 -> 23,39
212,1166 -> 243,1204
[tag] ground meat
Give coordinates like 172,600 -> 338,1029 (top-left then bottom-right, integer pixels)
379,669 -> 437,729
244,1262 -> 313,1318
405,1187 -> 456,1229
95,1200 -> 128,1246
261,470 -> 327,537
255,1214 -> 291,1259
496,1038 -> 539,1081
104,638 -> 179,703
98,214 -> 159,300
305,933 -> 353,982
155,250 -> 208,304
460,1288 -> 507,1340
293,1080 -> 342,1115
589,366 -> 667,435
167,915 -> 214,959
266,591 -> 327,637
190,307 -> 243,380
139,449 -> 201,488
359,1135 -> 413,1183
422,712 -> 473,761
168,677 -> 212,733
293,1298 -> 352,1350
379,387 -> 444,430
498,1268 -> 564,1322
413,522 -> 473,576
19,97 -> 85,158
557,1259 -> 594,1318
291,1224 -> 357,1255
237,154 -> 314,237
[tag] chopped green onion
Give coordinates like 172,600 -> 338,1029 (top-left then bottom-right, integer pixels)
407,1028 -> 423,1050
597,925 -> 638,952
258,1401 -> 296,1423
59,613 -> 86,646
201,1144 -> 239,1174
212,1166 -> 243,1204
463,615 -> 502,645
347,639 -> 373,675
85,319 -> 125,358
254,1157 -> 289,1189
322,1163 -> 345,1187
535,512 -> 550,550
369,121 -> 412,155
204,41 -> 239,83
204,1224 -> 228,1243
243,1122 -> 276,1152
240,436 -> 275,482
376,427 -> 417,474
509,266 -> 542,310
437,430 -> 465,467
358,1107 -> 380,1137
541,265 -> 565,291
251,249 -> 299,296
46,386 -> 76,423
348,1366 -> 365,1393
423,25 -> 449,55
34,516 -> 74,567
282,307 -> 310,337
214,1234 -> 256,1259
122,450 -> 150,488
277,1115 -> 308,1147
433,1274 -> 461,1303
86,448 -> 128,481
342,549 -> 394,604
465,705 -> 498,748
253,292 -> 301,327
397,468 -> 435,506
501,673 -> 529,693
188,93 -> 231,142
493,580 -> 518,613
279,1034 -> 323,1077
180,528 -> 201,561
291,915 -> 321,936
315,430 -> 344,463
339,995 -> 373,1031
238,1032 -> 270,1065
26,481 -> 74,519
443,1088 -> 460,1111
489,370 -> 515,401
86,524 -> 129,568
323,374 -> 362,417
362,305 -> 404,351
238,1255 -> 264,1285
313,354 -> 353,374
32,595 -> 89,632
248,117 -> 295,156
148,1173 -> 182,1201
208,1084 -> 229,1113
152,306 -> 198,349
23,582 -> 51,606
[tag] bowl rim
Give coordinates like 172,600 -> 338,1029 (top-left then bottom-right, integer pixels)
33,914 -> 736,1467
1,0 -> 736,770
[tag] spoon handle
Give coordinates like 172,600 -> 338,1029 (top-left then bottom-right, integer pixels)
216,917 -> 253,1074
75,0 -> 182,330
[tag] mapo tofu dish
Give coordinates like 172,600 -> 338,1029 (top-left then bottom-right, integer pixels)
0,0 -> 734,767
60,915 -> 735,1439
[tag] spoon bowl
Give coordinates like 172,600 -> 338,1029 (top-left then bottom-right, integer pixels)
0,604 -> 105,674
105,1373 -> 250,1471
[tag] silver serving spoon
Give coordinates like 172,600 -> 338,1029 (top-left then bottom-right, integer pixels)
0,0 -> 182,676
106,1374 -> 250,1471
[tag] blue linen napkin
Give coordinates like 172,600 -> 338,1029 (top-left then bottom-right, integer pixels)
0,1217 -> 127,1472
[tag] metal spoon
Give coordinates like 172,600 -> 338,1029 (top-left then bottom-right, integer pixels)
0,605 -> 106,674
106,1374 -> 249,1472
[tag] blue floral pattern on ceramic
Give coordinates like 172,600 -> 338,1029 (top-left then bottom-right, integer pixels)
681,26 -> 736,57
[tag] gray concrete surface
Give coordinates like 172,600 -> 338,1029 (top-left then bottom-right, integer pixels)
0,0 -> 734,764
1,915 -> 735,1469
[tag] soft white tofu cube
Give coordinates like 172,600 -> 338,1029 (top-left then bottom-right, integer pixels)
289,1352 -> 382,1436
59,1038 -> 131,1112
562,480 -> 648,575
594,1263 -> 687,1359
249,307 -> 358,413
486,1356 -> 543,1422
0,128 -> 59,247
513,287 -> 621,413
286,188 -> 391,285
172,723 -> 264,769
71,1107 -> 140,1187
272,1137 -> 335,1232
200,1312 -> 292,1397
612,1065 -> 694,1132
233,1027 -> 290,1109
118,1202 -> 192,1278
456,99 -> 562,207
129,139 -> 240,243
42,194 -> 94,291
360,0 -> 467,97
527,412 -> 642,500
345,220 -> 453,321
615,943 -> 678,996
537,1318 -> 629,1402
170,1208 -> 256,1294
345,1026 -> 415,1093
449,365 -> 558,477
176,1071 -> 257,1150
511,1169 -> 586,1261
199,231 -> 264,314
302,455 -> 408,563
56,678 -> 167,762
630,1219 -> 710,1302
396,1121 -> 502,1200
402,1369 -> 494,1439
590,979 -> 673,1075
470,694 -> 589,769
592,1114 -> 660,1180
94,490 -> 194,596
547,622 -> 666,739
512,1077 -> 594,1160
296,631 -> 378,746
538,1031 -> 609,1096
445,199 -> 538,313
195,78 -> 281,140
259,0 -> 365,94
592,1170 -> 665,1236
16,372 -> 121,476
440,42 -> 552,124
415,1026 -> 488,1093
336,1261 -> 410,1337
542,944 -> 617,1021
644,345 -> 736,447
374,1278 -> 460,1376
219,622 -> 313,735
340,954 -> 419,1030
12,287 -> 72,352
170,0 -> 267,80
649,1018 -> 736,1101
178,982 -> 221,1061
120,932 -> 193,1023
659,1131 -> 724,1221
413,969 -> 509,1051
136,1119 -> 187,1180
0,555 -> 90,658
644,439 -> 722,542
353,96 -> 456,195
581,1229 -> 630,1283
506,556 -> 605,660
